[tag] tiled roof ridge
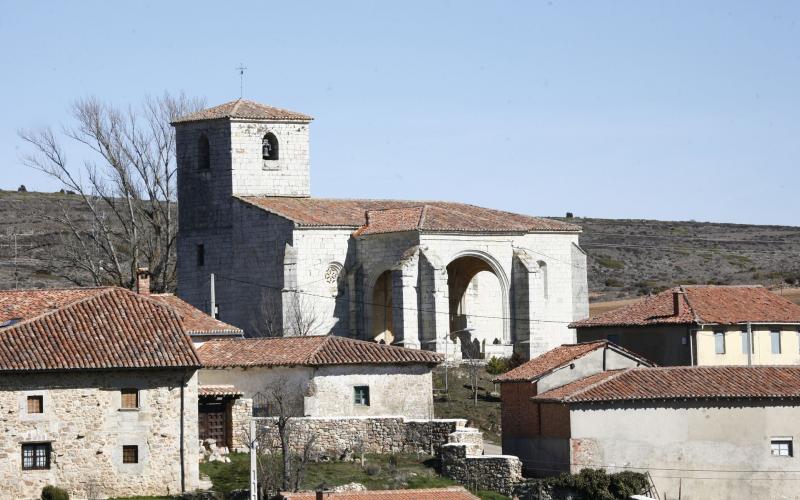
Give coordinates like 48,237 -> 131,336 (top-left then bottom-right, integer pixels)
0,285 -> 113,293
0,287 -> 116,333
493,340 -> 609,382
305,334 -> 336,364
419,204 -> 429,228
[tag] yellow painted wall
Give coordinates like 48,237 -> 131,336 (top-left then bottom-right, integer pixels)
695,325 -> 800,366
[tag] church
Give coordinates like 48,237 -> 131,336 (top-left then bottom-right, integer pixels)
172,99 -> 588,360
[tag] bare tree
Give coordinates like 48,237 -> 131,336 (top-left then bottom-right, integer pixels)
256,290 -> 324,337
18,93 -> 204,292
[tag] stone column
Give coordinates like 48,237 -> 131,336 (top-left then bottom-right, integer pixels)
391,252 -> 420,349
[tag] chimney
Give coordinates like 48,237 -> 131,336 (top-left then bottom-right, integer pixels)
136,267 -> 151,295
673,289 -> 684,316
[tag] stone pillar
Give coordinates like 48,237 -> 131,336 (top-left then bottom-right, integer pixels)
391,264 -> 420,349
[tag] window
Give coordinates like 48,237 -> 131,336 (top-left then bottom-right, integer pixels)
714,332 -> 725,354
537,261 -> 549,299
121,389 -> 139,409
252,392 -> 269,418
197,134 -> 210,170
27,395 -> 43,414
771,438 -> 793,457
22,443 -> 50,470
262,132 -> 279,161
196,244 -> 205,267
122,445 -> 139,464
354,386 -> 370,406
741,328 -> 754,354
771,331 -> 782,354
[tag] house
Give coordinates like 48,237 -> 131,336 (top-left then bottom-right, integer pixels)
572,285 -> 800,366
0,286 -> 201,499
281,487 -> 479,500
528,365 -> 800,500
196,336 -> 443,431
493,340 -> 652,474
171,99 -> 589,361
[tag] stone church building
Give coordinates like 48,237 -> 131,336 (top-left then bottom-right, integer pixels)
172,99 -> 588,360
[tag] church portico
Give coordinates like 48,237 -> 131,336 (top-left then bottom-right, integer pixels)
173,99 -> 588,362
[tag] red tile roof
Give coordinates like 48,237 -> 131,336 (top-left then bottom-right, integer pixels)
199,385 -> 242,397
172,99 -> 312,123
237,197 -> 580,234
494,341 -> 605,382
534,366 -> 800,403
571,286 -> 800,328
0,287 -> 200,371
150,294 -> 242,336
197,335 -> 443,368
281,488 -> 479,500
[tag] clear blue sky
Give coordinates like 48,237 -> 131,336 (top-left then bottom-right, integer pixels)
1,1 -> 798,225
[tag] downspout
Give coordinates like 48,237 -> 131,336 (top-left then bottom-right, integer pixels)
688,327 -> 695,366
602,345 -> 608,371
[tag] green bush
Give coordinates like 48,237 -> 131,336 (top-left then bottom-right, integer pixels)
41,485 -> 69,500
485,356 -> 509,375
519,468 -> 648,500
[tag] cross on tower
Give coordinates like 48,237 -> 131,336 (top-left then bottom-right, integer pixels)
236,63 -> 248,98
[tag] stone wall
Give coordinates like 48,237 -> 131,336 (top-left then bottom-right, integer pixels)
248,416 -> 466,458
440,443 -> 523,496
0,369 -> 199,499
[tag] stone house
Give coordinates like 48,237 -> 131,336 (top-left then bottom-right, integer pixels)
527,365 -> 800,500
195,335 -> 443,440
171,99 -> 589,361
573,285 -> 800,366
0,286 -> 201,499
493,340 -> 652,474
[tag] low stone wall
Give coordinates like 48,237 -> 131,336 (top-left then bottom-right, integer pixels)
236,412 -> 466,458
440,443 -> 523,496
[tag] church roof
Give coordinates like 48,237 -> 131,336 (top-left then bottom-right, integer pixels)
197,335 -> 443,368
236,197 -> 580,234
172,99 -> 313,124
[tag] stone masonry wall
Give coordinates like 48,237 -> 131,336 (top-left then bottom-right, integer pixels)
0,370 -> 199,499
440,443 -> 523,496
248,416 -> 466,458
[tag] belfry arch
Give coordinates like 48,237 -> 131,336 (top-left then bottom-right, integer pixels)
445,251 -> 510,357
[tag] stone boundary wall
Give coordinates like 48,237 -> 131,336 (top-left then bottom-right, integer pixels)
232,409 -> 465,458
440,443 -> 523,496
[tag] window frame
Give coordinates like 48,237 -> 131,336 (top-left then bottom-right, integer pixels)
771,330 -> 782,355
122,445 -> 139,464
353,385 -> 370,406
21,442 -> 51,471
26,395 -> 43,414
714,331 -> 725,355
771,438 -> 793,457
120,388 -> 139,410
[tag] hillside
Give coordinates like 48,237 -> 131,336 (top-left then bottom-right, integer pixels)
1,190 -> 799,302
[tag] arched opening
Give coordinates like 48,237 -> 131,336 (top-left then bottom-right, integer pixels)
262,132 -> 279,161
370,270 -> 393,344
447,255 -> 506,358
197,134 -> 210,170
537,260 -> 548,299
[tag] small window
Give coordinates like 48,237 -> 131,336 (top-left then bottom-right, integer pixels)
198,134 -> 211,170
354,386 -> 370,406
771,438 -> 793,457
27,395 -> 43,414
22,443 -> 50,470
196,244 -> 205,267
121,389 -> 139,409
122,445 -> 139,464
714,332 -> 725,355
262,132 -> 279,161
771,331 -> 782,354
607,334 -> 620,345
252,392 -> 270,418
741,328 -> 754,354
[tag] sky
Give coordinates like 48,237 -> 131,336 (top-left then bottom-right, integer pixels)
1,1 -> 798,225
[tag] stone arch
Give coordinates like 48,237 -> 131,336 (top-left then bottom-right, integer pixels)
537,260 -> 549,300
445,250 -> 511,354
369,269 -> 393,344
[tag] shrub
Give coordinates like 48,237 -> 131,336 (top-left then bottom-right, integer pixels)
41,485 -> 69,500
542,468 -> 647,500
485,356 -> 509,375
364,463 -> 382,476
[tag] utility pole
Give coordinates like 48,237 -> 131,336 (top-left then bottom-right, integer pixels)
250,418 -> 258,500
210,273 -> 216,319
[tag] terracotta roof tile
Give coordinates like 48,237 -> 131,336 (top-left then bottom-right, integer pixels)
494,341 -> 608,382
571,286 -> 800,328
199,385 -> 242,397
0,287 -> 200,371
197,336 -> 443,368
0,287 -> 107,324
282,487 -> 479,500
149,294 -> 242,336
172,99 -> 312,123
237,197 -> 580,234
534,366 -> 800,403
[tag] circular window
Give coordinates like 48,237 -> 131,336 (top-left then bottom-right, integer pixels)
324,263 -> 342,285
